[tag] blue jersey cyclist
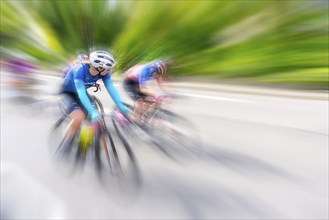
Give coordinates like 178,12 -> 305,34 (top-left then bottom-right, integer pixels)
61,53 -> 89,75
123,59 -> 168,123
61,50 -> 128,139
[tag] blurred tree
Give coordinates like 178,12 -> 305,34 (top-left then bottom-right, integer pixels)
0,0 -> 327,86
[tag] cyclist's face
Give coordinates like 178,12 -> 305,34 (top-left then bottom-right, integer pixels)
90,66 -> 107,75
97,67 -> 104,72
155,74 -> 162,79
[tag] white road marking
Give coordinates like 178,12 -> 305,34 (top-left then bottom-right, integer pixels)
174,92 -> 254,103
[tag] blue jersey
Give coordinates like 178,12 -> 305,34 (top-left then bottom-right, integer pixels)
127,62 -> 158,84
62,63 -> 109,92
61,63 -> 127,116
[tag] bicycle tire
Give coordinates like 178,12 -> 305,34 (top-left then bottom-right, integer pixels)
48,94 -> 117,176
91,95 -> 133,184
48,114 -> 83,174
90,96 -> 118,173
146,109 -> 203,162
111,111 -> 141,192
124,101 -> 203,162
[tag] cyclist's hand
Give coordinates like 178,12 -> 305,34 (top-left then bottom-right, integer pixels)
90,113 -> 102,134
118,105 -> 129,116
158,94 -> 173,103
145,95 -> 158,103
90,111 -> 101,123
162,92 -> 176,103
114,107 -> 130,124
164,96 -> 173,103
155,95 -> 163,101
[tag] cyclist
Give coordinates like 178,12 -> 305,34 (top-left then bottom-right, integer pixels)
2,56 -> 39,93
60,50 -> 128,142
122,59 -> 170,124
62,53 -> 89,75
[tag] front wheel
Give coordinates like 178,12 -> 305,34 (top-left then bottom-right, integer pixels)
146,110 -> 203,162
110,111 -> 141,194
48,115 -> 84,175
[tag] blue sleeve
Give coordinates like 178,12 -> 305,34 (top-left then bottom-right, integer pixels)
102,74 -> 128,114
73,68 -> 97,116
138,65 -> 152,84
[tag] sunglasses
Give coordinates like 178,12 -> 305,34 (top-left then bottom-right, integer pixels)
93,59 -> 113,67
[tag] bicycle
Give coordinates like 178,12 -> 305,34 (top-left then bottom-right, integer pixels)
48,85 -> 141,192
118,93 -> 203,162
48,93 -> 111,173
2,76 -> 63,117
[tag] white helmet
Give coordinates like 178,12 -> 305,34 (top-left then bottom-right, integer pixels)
153,59 -> 167,76
89,51 -> 115,70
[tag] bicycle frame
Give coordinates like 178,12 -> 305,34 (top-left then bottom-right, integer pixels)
141,100 -> 163,124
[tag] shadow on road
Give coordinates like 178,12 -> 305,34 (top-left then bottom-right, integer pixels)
200,143 -> 301,182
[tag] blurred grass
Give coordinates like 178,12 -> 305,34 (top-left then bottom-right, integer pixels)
0,0 -> 328,88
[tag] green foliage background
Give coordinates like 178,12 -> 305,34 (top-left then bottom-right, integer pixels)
1,0 -> 328,86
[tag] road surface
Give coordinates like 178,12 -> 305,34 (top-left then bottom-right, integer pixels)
1,75 -> 328,219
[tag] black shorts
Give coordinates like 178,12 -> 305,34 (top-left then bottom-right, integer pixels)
60,91 -> 95,115
123,78 -> 147,101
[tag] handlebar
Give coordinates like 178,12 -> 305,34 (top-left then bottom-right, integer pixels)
93,83 -> 101,92
145,92 -> 181,104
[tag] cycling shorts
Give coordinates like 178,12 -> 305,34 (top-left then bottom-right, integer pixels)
123,78 -> 147,101
60,91 -> 96,115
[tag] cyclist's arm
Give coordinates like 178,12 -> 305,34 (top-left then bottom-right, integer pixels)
102,74 -> 128,114
138,66 -> 158,98
73,68 -> 98,118
156,75 -> 168,92
139,83 -> 156,98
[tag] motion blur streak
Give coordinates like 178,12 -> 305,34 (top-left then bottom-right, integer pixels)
1,74 -> 328,219
1,163 -> 67,219
1,1 -> 328,87
174,92 -> 254,103
1,0 -> 328,219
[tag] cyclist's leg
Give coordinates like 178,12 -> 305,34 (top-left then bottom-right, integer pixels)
123,78 -> 145,122
66,109 -> 85,138
61,92 -> 87,140
133,98 -> 145,122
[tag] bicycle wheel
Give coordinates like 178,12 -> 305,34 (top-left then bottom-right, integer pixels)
48,114 -> 83,175
94,126 -> 122,175
48,95 -> 110,176
90,96 -> 117,174
145,109 -> 203,162
111,111 -> 141,192
91,96 -> 137,186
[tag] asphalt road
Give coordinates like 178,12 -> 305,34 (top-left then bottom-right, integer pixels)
1,76 -> 328,219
